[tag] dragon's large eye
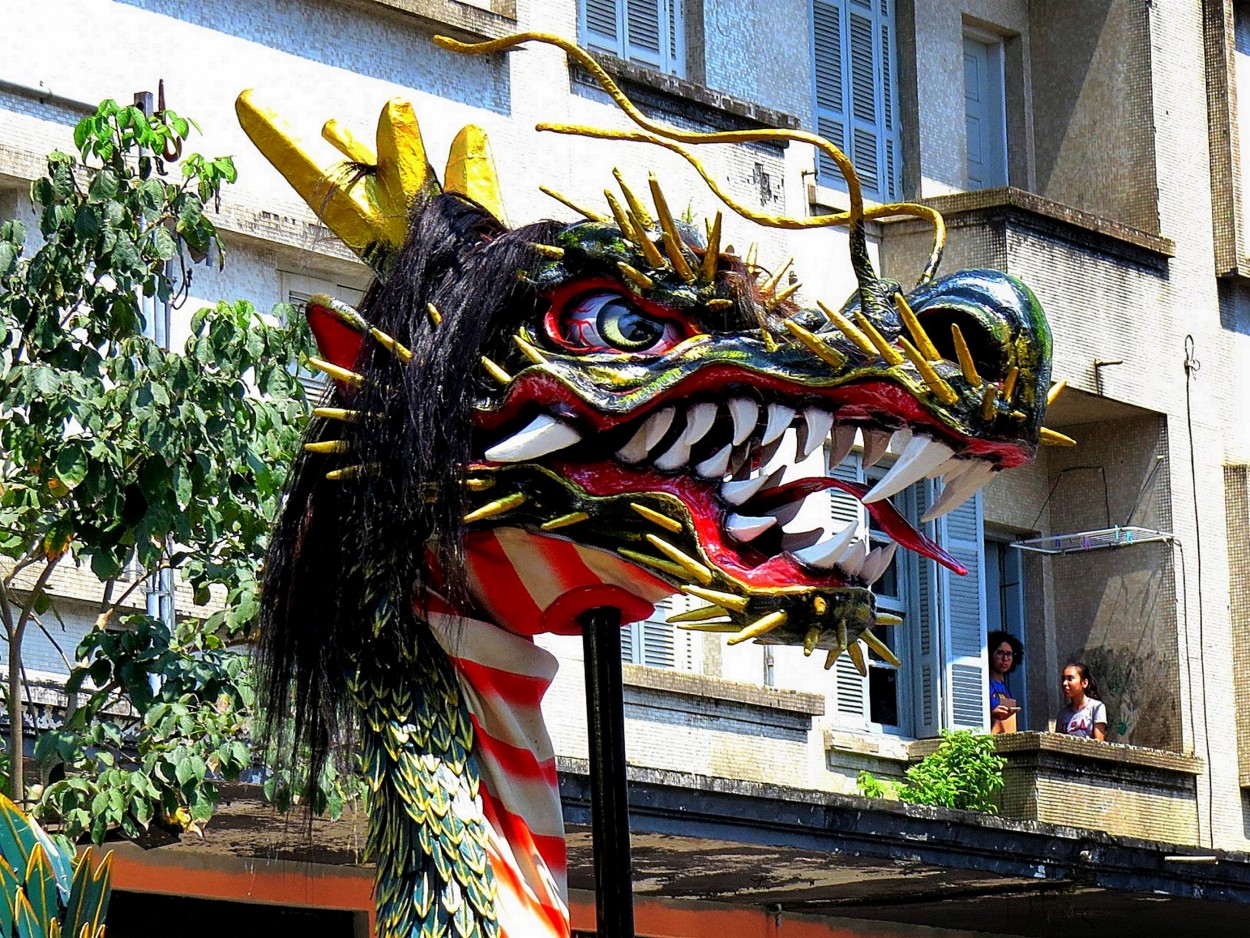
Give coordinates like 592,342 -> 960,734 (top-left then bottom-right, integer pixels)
553,291 -> 686,354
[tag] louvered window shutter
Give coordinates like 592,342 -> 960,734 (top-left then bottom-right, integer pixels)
910,481 -> 942,737
623,594 -> 696,670
811,0 -> 900,201
624,0 -> 662,68
582,0 -> 621,54
936,491 -> 988,730
829,453 -> 870,727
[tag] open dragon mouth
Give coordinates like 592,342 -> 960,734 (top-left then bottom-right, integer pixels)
475,375 -> 1011,599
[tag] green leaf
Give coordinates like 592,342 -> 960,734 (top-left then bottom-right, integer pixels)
87,169 -> 118,202
12,891 -> 43,938
22,845 -> 57,934
152,226 -> 177,261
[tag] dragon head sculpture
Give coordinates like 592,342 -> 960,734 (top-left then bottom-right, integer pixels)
245,33 -> 1059,673
246,31 -> 1062,938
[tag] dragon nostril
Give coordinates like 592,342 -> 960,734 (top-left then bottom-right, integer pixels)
914,307 -> 1008,381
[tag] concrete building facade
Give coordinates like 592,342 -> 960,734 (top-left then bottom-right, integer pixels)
3,0 -> 1250,934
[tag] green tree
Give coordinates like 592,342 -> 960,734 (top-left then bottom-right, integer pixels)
0,100 -> 344,841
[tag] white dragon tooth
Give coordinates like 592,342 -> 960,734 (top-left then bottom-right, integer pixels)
653,439 -> 693,471
761,403 -> 796,446
720,466 -> 785,506
768,501 -> 805,527
643,407 -> 677,450
725,513 -> 777,541
925,454 -> 964,481
921,461 -> 995,522
861,542 -> 898,585
616,422 -> 651,463
862,428 -> 892,467
728,398 -> 759,446
798,408 -> 835,460
827,425 -> 856,469
789,519 -> 860,570
684,402 -> 718,447
695,442 -> 733,479
837,537 -> 869,577
863,436 -> 956,503
485,413 -> 582,462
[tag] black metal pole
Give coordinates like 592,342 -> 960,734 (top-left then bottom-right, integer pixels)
579,606 -> 635,938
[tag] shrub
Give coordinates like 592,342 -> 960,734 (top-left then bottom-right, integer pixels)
857,729 -> 1005,813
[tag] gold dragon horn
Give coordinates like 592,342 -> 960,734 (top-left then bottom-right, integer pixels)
235,92 -> 441,273
444,124 -> 508,226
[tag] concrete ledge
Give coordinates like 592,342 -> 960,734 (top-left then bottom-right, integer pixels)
570,54 -> 801,137
880,186 -> 1175,271
970,731 -> 1203,844
623,664 -> 824,717
331,0 -> 517,42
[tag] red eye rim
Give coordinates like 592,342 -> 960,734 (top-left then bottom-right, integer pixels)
541,277 -> 698,354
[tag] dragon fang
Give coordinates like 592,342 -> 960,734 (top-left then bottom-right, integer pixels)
246,31 -> 1057,938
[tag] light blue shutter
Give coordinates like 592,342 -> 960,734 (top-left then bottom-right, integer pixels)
625,0 -> 662,68
936,491 -> 988,729
666,0 -> 684,75
582,0 -> 621,55
811,0 -> 900,200
812,0 -> 847,178
829,454 -> 870,726
910,481 -> 942,737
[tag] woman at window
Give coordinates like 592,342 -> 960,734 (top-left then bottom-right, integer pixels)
1057,662 -> 1108,741
988,630 -> 1023,734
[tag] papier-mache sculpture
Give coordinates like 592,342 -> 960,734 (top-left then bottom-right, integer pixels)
242,32 -> 1061,938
